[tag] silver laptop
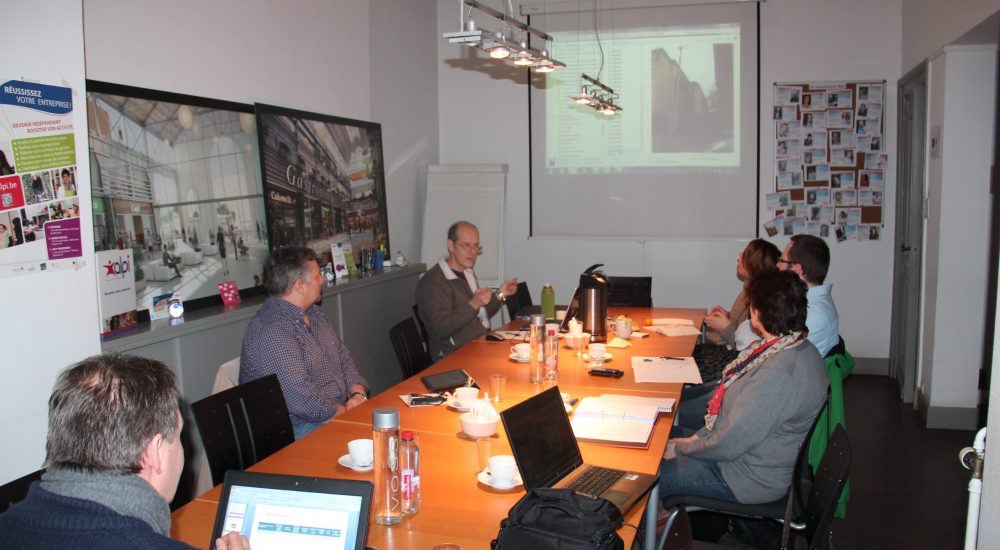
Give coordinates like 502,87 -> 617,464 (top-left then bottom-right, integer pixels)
500,386 -> 658,514
211,471 -> 373,550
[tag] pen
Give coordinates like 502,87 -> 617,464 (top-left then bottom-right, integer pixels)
568,398 -> 578,407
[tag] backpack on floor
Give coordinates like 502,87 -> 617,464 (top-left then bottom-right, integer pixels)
491,487 -> 625,550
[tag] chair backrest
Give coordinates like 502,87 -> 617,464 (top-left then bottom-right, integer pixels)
505,281 -> 532,320
607,276 -> 653,307
390,316 -> 433,379
795,425 -> 851,550
191,374 -> 295,486
0,469 -> 45,514
412,304 -> 430,351
661,505 -> 695,550
787,392 -> 832,525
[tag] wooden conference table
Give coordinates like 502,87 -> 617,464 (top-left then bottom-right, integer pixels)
171,307 -> 704,550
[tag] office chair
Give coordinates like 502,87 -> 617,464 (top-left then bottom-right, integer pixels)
785,425 -> 852,550
607,276 -> 653,307
0,469 -> 45,514
191,374 -> 295,486
389,316 -> 433,379
661,505 -> 695,550
412,304 -> 430,352
658,396 -> 830,550
811,337 -> 853,518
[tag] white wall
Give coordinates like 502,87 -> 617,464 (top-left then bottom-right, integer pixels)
0,1 -> 102,484
437,0 -> 902,362
920,46 -> 997,423
902,0 -> 1000,74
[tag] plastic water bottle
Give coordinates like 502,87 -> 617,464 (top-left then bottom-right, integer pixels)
545,328 -> 559,381
541,283 -> 555,320
373,408 -> 402,525
400,431 -> 420,515
529,314 -> 545,383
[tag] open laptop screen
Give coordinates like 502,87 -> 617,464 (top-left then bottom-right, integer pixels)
500,386 -> 583,489
212,471 -> 372,550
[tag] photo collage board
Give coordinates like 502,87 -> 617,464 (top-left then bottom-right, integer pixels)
766,81 -> 886,242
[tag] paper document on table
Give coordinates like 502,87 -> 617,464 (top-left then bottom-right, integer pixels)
606,336 -> 632,348
631,356 -> 703,384
599,393 -> 675,413
647,325 -> 702,337
648,318 -> 695,326
570,396 -> 659,447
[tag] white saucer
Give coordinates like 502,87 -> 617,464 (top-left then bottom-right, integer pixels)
508,353 -> 530,363
583,352 -> 613,362
446,396 -> 471,412
477,469 -> 523,489
338,454 -> 374,472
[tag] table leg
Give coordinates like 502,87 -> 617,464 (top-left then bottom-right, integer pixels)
645,484 -> 659,550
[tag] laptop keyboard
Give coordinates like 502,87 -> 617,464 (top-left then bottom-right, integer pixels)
566,465 -> 626,498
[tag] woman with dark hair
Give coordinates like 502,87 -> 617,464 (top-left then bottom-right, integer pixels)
659,270 -> 828,505
0,150 -> 14,176
695,239 -> 781,382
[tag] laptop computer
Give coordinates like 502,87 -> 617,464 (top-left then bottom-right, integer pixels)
500,386 -> 658,514
211,470 -> 373,550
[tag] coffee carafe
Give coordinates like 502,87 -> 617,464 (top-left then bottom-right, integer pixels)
577,264 -> 609,342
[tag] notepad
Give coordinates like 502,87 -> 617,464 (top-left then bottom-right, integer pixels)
631,356 -> 703,384
598,393 -> 675,413
569,396 -> 660,447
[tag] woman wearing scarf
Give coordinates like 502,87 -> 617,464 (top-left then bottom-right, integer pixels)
658,270 -> 828,505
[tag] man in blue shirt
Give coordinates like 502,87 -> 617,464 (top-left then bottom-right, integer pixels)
241,247 -> 369,439
778,234 -> 839,357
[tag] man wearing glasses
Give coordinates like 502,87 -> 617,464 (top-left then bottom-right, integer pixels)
777,234 -> 839,356
416,220 -> 519,359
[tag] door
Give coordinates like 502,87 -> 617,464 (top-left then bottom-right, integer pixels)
889,66 -> 927,404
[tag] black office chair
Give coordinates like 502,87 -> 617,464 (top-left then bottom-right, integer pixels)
390,316 -> 433,378
191,374 -> 295,486
0,468 -> 45,514
607,276 -> 653,307
412,304 -> 430,352
505,281 -> 533,320
787,425 -> 852,550
658,396 -> 830,550
661,505 -> 695,550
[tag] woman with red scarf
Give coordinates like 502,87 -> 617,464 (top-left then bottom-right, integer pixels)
658,270 -> 828,505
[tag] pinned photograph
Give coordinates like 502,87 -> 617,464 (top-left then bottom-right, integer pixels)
864,154 -> 888,170
801,92 -> 826,111
764,217 -> 782,237
826,89 -> 853,110
776,85 -> 803,106
830,147 -> 856,167
859,170 -> 884,190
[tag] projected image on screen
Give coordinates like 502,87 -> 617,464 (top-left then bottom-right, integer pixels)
544,25 -> 739,175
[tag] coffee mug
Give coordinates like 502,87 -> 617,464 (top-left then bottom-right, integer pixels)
454,386 -> 479,408
347,438 -> 373,467
615,318 -> 633,339
511,343 -> 530,360
488,455 -> 517,485
588,343 -> 607,360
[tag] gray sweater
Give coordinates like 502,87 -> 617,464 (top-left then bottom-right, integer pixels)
677,342 -> 828,503
415,262 -> 502,358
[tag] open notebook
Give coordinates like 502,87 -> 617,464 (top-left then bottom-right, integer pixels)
211,471 -> 373,550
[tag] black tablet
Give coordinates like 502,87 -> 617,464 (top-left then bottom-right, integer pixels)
420,368 -> 479,392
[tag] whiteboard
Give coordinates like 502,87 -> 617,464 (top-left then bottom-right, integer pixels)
420,164 -> 507,286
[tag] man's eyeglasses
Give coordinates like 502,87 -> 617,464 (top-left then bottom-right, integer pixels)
454,241 -> 484,255
777,257 -> 796,266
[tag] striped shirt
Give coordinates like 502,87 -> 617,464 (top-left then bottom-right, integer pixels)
240,296 -> 367,427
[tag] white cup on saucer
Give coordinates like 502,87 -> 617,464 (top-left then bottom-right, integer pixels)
454,386 -> 479,408
588,343 -> 607,360
615,318 -> 633,339
510,343 -> 530,360
347,438 -> 373,468
488,455 -> 517,485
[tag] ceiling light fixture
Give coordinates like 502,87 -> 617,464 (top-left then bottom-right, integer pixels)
570,73 -> 622,115
444,0 -> 565,73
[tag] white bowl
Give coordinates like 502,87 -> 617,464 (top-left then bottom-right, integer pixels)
460,412 -> 499,438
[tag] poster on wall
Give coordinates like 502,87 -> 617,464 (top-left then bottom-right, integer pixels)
96,248 -> 137,338
0,79 -> 84,277
255,103 -> 389,267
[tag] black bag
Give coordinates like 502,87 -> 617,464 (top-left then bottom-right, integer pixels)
492,487 -> 625,550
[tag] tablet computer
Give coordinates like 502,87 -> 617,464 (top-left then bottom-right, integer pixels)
420,368 -> 479,392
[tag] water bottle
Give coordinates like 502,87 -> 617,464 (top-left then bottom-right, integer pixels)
400,431 -> 420,515
545,328 -> 559,381
541,283 -> 556,320
373,408 -> 402,525
529,314 -> 545,383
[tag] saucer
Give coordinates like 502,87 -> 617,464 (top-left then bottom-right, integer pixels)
477,469 -> 523,489
338,454 -> 374,472
446,396 -> 471,412
508,353 -> 530,363
582,352 -> 613,362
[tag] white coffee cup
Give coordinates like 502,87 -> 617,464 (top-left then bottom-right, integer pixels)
488,455 -> 517,485
511,342 -> 530,360
615,318 -> 633,339
454,386 -> 479,408
347,438 -> 373,467
588,343 -> 607,360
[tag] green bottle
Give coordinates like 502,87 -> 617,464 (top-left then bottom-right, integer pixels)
541,283 -> 555,320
